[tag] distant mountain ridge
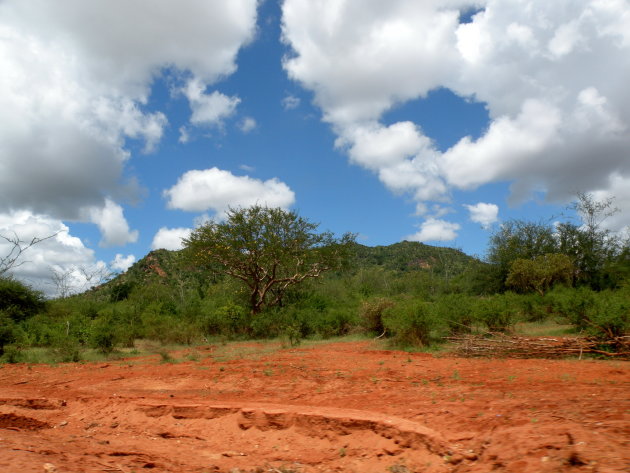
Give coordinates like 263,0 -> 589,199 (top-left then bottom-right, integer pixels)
93,241 -> 480,297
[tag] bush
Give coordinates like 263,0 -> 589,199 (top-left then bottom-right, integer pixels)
587,290 -> 629,339
90,316 -> 118,353
547,286 -> 596,328
0,277 -> 45,322
0,311 -> 17,356
109,281 -> 134,302
474,294 -> 517,332
519,293 -> 548,322
1,345 -> 24,363
47,332 -> 82,363
200,302 -> 249,338
383,299 -> 439,347
433,294 -> 476,335
359,298 -> 394,335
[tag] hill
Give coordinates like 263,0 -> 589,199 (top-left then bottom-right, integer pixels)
90,241 -> 479,300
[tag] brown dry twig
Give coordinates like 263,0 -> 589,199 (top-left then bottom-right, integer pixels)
446,334 -> 630,360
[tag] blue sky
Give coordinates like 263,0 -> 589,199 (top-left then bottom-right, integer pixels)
1,0 -> 629,295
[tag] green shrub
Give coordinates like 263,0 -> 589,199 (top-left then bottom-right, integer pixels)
547,286 -> 596,328
308,307 -> 356,338
109,281 -> 134,302
47,332 -> 82,363
200,302 -> 249,338
474,294 -> 517,332
587,290 -> 629,339
519,293 -> 548,322
433,294 -> 476,335
0,277 -> 45,322
359,298 -> 394,335
0,311 -> 17,356
1,345 -> 24,363
383,300 -> 439,347
90,316 -> 118,353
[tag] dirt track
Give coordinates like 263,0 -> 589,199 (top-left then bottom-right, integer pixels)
0,341 -> 628,473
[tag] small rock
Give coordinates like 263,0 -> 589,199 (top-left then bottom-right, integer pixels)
462,450 -> 478,461
43,463 -> 56,473
58,421 -> 68,427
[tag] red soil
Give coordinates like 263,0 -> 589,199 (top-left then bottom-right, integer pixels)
0,340 -> 628,473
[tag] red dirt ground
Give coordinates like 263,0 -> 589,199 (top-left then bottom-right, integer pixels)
0,340 -> 628,473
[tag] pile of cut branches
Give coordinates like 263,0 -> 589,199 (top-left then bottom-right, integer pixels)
446,334 -> 630,360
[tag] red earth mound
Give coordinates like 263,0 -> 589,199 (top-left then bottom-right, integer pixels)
0,340 -> 628,472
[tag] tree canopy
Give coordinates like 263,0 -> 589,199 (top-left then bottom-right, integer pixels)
183,206 -> 355,314
485,193 -> 627,292
506,253 -> 574,295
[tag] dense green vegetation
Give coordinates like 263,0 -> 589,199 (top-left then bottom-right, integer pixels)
1,196 -> 628,363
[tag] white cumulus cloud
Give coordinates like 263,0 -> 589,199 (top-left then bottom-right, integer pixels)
151,227 -> 193,251
281,0 -> 630,233
406,218 -> 461,242
82,199 -> 139,247
0,211 -> 106,296
163,168 -> 296,217
183,78 -> 241,127
110,253 -> 136,272
464,202 -> 499,229
0,0 -> 258,245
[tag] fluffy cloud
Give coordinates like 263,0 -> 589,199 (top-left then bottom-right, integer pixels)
282,0 -> 630,232
164,168 -> 296,216
110,253 -> 136,272
82,199 -> 139,247
239,117 -> 258,133
151,227 -> 193,251
464,202 -> 499,229
183,78 -> 241,127
406,218 -> 461,242
0,0 -> 257,242
0,211 -> 105,296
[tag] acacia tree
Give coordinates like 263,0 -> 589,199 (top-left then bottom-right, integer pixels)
183,206 -> 355,315
485,220 -> 557,291
506,253 -> 574,295
561,192 -> 621,288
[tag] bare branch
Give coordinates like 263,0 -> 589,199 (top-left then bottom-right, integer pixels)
0,232 -> 58,277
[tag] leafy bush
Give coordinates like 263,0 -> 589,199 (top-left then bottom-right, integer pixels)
473,294 -> 517,332
1,345 -> 24,363
518,293 -> 548,322
200,302 -> 249,338
0,311 -> 17,356
47,331 -> 82,363
383,299 -> 439,347
547,286 -> 596,328
0,277 -> 45,322
586,290 -> 629,339
433,294 -> 476,335
359,298 -> 394,335
109,281 -> 135,302
90,316 -> 118,353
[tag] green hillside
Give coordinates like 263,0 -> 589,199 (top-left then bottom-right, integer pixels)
91,241 -> 479,302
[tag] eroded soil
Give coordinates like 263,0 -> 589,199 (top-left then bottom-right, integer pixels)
0,340 -> 628,473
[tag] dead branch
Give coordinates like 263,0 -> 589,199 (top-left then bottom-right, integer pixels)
446,334 -> 629,360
